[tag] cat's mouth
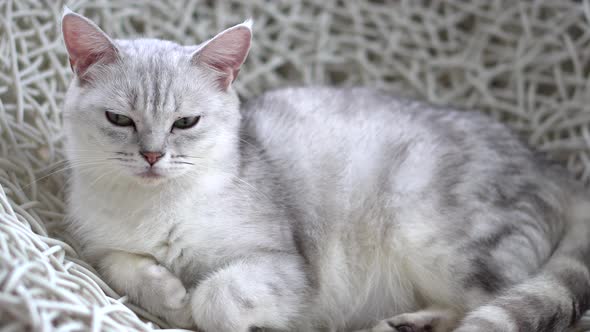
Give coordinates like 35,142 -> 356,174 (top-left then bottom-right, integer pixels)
138,169 -> 164,180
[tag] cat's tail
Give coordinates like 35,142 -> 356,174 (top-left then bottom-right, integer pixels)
455,191 -> 590,332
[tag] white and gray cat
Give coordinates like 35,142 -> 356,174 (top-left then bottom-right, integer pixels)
61,7 -> 590,332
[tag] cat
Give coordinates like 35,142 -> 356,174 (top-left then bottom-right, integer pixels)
61,7 -> 590,332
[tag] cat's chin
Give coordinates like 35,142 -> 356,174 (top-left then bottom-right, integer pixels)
135,170 -> 169,185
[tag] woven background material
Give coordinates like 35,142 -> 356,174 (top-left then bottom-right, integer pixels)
1,0 -> 589,330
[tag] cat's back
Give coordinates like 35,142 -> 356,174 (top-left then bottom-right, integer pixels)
242,86 -> 423,133
241,86 -> 434,198
241,86 -> 494,155
240,86 -> 560,224
240,86 -> 490,244
241,86 -> 440,171
241,86 -> 508,196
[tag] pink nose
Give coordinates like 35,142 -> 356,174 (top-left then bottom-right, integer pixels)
140,151 -> 164,166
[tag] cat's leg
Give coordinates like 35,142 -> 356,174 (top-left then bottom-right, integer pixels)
190,253 -> 310,332
97,251 -> 193,327
355,307 -> 459,332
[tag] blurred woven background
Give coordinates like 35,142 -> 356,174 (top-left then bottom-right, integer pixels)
1,0 -> 589,331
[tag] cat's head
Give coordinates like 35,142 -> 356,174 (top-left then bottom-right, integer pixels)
61,7 -> 251,187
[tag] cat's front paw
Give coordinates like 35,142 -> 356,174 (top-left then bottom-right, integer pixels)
141,264 -> 189,309
190,269 -> 267,332
188,258 -> 306,332
190,278 -> 243,331
139,264 -> 194,327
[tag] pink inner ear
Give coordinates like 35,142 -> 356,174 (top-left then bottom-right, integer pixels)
193,26 -> 251,90
62,14 -> 118,79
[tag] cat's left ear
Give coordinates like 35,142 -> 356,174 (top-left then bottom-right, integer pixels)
191,20 -> 252,90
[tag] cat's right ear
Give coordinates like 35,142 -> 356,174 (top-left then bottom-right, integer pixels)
61,7 -> 119,82
191,20 -> 252,91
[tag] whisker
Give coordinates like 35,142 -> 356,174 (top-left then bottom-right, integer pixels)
23,161 -> 112,189
172,154 -> 205,160
88,167 -> 120,188
107,157 -> 134,162
63,148 -> 129,154
171,161 -> 195,165
176,156 -> 204,161
238,137 -> 258,149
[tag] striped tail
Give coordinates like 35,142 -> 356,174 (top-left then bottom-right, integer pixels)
455,195 -> 590,332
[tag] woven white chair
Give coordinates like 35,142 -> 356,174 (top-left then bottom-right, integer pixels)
1,0 -> 589,330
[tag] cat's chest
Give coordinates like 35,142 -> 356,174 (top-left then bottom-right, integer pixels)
73,191 -> 233,273
71,180 -> 288,286
140,217 -> 216,278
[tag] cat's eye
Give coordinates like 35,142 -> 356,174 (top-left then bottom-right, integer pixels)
172,116 -> 201,130
105,111 -> 134,127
